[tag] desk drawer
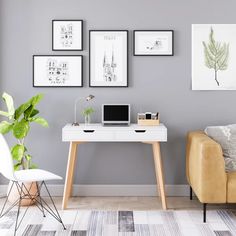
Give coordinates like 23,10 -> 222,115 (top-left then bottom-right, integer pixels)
62,130 -> 115,141
115,130 -> 167,142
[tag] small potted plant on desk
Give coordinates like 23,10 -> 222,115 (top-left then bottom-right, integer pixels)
82,107 -> 94,125
0,92 -> 48,205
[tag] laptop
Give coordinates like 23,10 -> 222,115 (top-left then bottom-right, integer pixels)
102,104 -> 130,126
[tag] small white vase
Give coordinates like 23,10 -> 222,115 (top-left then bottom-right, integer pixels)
84,114 -> 91,125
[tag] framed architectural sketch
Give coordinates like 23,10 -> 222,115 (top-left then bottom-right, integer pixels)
33,55 -> 83,87
52,20 -> 83,51
89,30 -> 128,87
192,24 -> 236,90
133,30 -> 174,56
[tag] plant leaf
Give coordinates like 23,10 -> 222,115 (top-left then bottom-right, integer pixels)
32,117 -> 48,127
2,92 -> 15,119
13,119 -> 30,139
30,94 -> 43,106
15,94 -> 43,120
0,121 -> 13,134
0,110 -> 10,118
30,109 -> 39,118
14,101 -> 31,120
11,144 -> 25,161
24,105 -> 34,119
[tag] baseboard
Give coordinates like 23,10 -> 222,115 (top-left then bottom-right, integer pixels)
0,184 -> 190,197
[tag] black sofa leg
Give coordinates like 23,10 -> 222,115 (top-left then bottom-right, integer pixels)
203,203 -> 207,223
190,186 -> 193,200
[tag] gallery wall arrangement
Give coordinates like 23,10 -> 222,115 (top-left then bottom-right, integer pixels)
33,18 -> 174,88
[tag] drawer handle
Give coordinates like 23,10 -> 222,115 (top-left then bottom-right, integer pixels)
83,130 -> 95,133
135,130 -> 146,133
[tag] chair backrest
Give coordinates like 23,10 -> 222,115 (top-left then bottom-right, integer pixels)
0,134 -> 15,180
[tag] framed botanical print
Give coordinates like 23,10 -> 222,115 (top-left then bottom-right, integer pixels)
33,55 -> 83,87
192,24 -> 234,90
133,30 -> 174,56
52,20 -> 83,51
89,30 -> 128,87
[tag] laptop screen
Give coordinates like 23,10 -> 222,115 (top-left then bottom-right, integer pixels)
103,105 -> 130,123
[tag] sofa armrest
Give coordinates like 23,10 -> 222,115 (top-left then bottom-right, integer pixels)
186,131 -> 227,203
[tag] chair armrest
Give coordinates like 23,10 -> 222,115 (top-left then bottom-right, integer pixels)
186,131 -> 227,203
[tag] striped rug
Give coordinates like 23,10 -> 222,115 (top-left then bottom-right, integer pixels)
0,209 -> 236,235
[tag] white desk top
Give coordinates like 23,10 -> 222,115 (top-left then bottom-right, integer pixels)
63,123 -> 166,130
62,123 -> 167,142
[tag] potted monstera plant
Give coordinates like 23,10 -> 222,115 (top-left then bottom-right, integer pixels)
0,92 -> 48,205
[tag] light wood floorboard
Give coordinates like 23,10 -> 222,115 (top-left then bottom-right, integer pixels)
1,197 -> 235,211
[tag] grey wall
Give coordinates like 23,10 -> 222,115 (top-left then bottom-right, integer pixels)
1,0 -> 236,185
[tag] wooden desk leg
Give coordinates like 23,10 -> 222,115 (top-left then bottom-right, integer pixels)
62,142 -> 78,210
152,142 -> 167,210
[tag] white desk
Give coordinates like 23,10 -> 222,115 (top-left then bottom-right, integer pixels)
62,123 -> 167,210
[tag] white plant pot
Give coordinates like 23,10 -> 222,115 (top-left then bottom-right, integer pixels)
7,181 -> 37,206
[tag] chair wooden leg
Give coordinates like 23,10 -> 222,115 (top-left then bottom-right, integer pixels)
203,203 -> 207,223
190,186 -> 193,200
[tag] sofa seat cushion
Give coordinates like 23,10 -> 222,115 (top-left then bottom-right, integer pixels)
205,124 -> 236,172
227,172 -> 236,202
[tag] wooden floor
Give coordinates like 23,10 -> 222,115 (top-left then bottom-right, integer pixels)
1,196 -> 236,211
10,196 -> 234,211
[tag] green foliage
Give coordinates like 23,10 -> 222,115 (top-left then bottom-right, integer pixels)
2,92 -> 15,119
202,27 -> 229,86
82,107 -> 95,116
0,92 -> 48,170
0,121 -> 13,134
11,144 -> 25,161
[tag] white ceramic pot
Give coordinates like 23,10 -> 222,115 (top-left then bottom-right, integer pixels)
7,181 -> 37,206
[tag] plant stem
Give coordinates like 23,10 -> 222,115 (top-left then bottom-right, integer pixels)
215,69 -> 220,86
18,138 -> 27,170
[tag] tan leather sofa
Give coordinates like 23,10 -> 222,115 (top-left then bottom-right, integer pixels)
186,131 -> 236,222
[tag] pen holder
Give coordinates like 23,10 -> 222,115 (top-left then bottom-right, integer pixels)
137,112 -> 160,126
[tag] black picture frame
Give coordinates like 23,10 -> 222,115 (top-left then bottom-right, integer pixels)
89,30 -> 129,87
52,20 -> 83,51
33,55 -> 83,88
133,30 -> 174,56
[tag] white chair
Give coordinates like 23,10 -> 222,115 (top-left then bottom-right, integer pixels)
0,134 -> 66,235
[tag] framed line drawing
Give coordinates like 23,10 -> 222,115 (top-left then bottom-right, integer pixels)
133,30 -> 174,56
52,20 -> 83,51
33,55 -> 83,87
89,30 -> 128,87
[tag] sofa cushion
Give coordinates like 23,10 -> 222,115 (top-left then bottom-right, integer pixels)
205,124 -> 236,172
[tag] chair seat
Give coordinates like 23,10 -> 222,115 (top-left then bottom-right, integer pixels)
14,169 -> 62,182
